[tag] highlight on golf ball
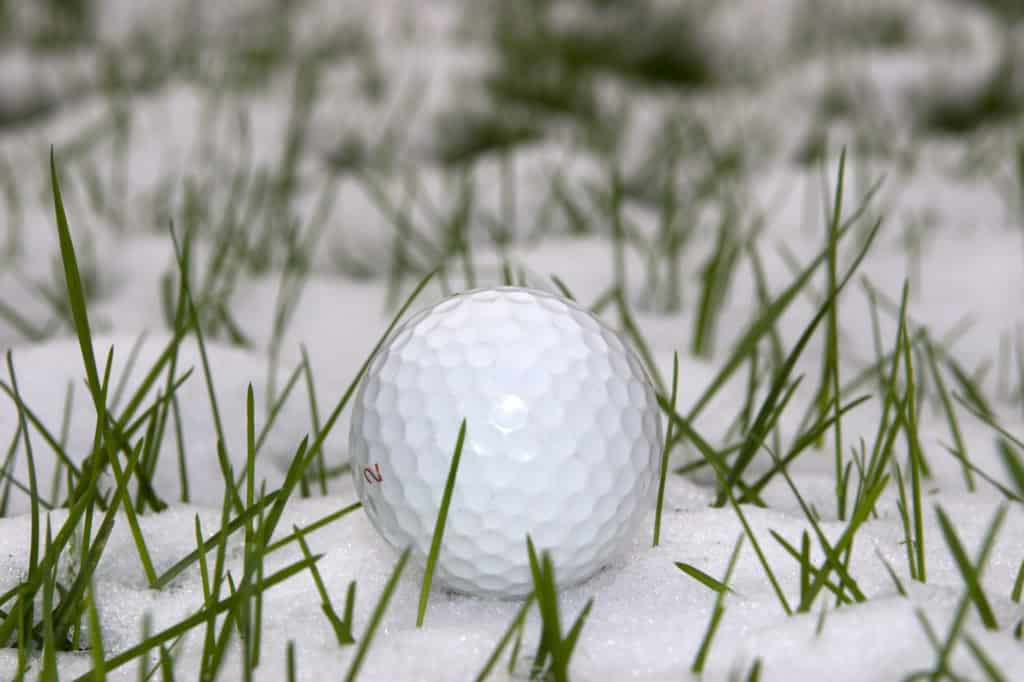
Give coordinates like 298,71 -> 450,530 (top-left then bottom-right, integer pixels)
349,286 -> 663,598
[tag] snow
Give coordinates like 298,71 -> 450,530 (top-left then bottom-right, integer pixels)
2,0 -> 1024,679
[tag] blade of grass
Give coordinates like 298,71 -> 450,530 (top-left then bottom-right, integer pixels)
50,148 -> 102,405
417,418 -> 467,627
85,586 -> 106,682
293,524 -> 355,645
653,352 -> 678,546
1011,559 -> 1024,602
924,335 -> 974,491
168,224 -> 238,513
918,502 -> 1006,679
963,636 -> 1008,682
343,548 -> 410,682
934,504 -> 1003,629
525,536 -> 593,682
691,534 -> 744,673
674,562 -> 731,594
6,353 -> 40,586
474,594 -> 536,682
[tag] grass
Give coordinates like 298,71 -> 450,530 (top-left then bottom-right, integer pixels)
416,419 -> 467,627
690,535 -> 743,674
915,36 -> 1023,135
1,2 -> 1024,680
523,537 -> 594,682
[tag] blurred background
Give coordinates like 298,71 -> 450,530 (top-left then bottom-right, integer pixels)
0,0 -> 1022,344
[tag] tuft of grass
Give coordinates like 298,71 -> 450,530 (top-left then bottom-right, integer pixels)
714,205 -> 883,506
73,553 -> 324,681
524,536 -> 593,682
768,443 -> 881,612
910,504 -> 1007,680
935,505 -> 1003,630
294,525 -> 357,646
685,168 -> 885,424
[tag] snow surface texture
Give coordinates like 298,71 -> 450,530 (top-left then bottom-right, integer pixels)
1,0 -> 1024,679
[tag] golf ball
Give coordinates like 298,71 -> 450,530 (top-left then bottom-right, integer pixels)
350,286 -> 662,598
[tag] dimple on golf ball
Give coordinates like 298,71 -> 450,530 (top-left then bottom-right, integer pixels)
349,286 -> 662,598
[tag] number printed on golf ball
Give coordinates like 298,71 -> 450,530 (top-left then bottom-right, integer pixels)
350,286 -> 663,598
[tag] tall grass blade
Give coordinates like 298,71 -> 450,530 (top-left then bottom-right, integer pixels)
417,419 -> 467,627
653,352 -> 678,546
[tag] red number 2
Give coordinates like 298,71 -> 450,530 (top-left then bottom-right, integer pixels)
363,463 -> 383,484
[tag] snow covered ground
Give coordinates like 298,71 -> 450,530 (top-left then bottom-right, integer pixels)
1,0 -> 1023,679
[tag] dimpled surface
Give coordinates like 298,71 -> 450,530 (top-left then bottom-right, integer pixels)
349,286 -> 662,598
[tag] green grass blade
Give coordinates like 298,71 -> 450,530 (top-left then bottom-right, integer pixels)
417,419 -> 467,627
73,554 -> 323,681
653,351 -> 678,546
823,149 -> 846,519
306,268 -> 437,472
6,353 -> 40,582
343,548 -> 410,682
0,379 -> 83,481
559,596 -> 593,669
934,505 -> 1002,629
85,586 -> 107,682
264,501 -> 362,554
691,534 -> 744,673
49,149 -> 102,403
963,635 -> 1008,682
1011,559 -> 1024,602
474,594 -> 535,682
876,550 -> 907,597
925,502 -> 1007,677
168,225 -> 234,510
154,492 -> 281,589
549,275 -> 576,301
294,525 -> 354,645
924,336 -> 973,491
675,561 -> 732,594
718,216 -> 884,504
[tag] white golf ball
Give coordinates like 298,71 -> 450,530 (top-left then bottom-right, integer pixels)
350,286 -> 662,598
